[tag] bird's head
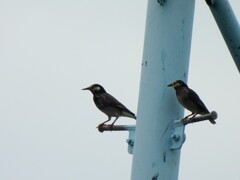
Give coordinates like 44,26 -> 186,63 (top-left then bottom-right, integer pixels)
82,84 -> 106,94
167,80 -> 188,89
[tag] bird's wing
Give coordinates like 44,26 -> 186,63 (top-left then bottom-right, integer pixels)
101,93 -> 135,115
187,88 -> 209,113
102,93 -> 128,109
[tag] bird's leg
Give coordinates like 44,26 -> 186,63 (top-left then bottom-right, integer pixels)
190,113 -> 197,119
97,117 -> 111,128
109,117 -> 119,129
181,112 -> 194,121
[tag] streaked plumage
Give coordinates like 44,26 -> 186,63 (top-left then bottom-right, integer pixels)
168,80 -> 216,124
82,84 -> 136,127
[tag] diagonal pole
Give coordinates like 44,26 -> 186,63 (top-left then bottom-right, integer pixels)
206,0 -> 240,73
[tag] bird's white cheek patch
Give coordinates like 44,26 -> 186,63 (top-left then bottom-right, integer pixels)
174,82 -> 181,87
94,86 -> 101,91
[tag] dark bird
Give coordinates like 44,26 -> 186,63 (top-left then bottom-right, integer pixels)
167,80 -> 216,124
82,84 -> 136,127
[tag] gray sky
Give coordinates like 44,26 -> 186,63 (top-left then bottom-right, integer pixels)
0,0 -> 240,180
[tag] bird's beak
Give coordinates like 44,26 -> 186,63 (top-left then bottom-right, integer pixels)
82,87 -> 90,90
167,83 -> 173,87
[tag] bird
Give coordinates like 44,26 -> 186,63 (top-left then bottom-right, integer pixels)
82,84 -> 136,127
167,80 -> 216,124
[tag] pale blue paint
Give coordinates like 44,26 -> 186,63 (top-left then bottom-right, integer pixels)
131,0 -> 195,180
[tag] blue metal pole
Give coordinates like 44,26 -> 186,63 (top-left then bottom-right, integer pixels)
131,0 -> 195,180
206,0 -> 240,73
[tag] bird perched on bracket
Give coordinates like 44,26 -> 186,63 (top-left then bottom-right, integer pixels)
167,80 -> 216,124
82,84 -> 136,127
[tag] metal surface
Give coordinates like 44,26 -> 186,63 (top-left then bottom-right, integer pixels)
206,0 -> 240,72
170,123 -> 186,150
131,0 -> 195,179
98,125 -> 135,132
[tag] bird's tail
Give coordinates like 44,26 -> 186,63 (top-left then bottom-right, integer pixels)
123,111 -> 137,120
209,119 -> 216,124
133,114 -> 137,120
129,113 -> 137,120
202,110 -> 216,124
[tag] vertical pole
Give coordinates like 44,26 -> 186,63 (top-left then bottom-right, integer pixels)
131,0 -> 195,180
206,0 -> 240,72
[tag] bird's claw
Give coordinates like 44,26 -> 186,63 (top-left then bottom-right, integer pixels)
190,115 -> 197,120
108,124 -> 114,130
181,117 -> 187,122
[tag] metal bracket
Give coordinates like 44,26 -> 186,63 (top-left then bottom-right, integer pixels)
205,0 -> 215,6
181,111 -> 218,126
96,112 -> 217,151
171,111 -> 218,150
98,125 -> 136,154
170,122 -> 185,150
157,0 -> 166,6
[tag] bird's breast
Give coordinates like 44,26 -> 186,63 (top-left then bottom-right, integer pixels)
176,88 -> 199,113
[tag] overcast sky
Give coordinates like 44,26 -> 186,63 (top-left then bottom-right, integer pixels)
0,0 -> 240,180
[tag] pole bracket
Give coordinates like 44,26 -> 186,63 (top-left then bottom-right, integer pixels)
170,124 -> 185,150
98,125 -> 136,154
157,0 -> 166,6
171,111 -> 218,150
205,0 -> 215,6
